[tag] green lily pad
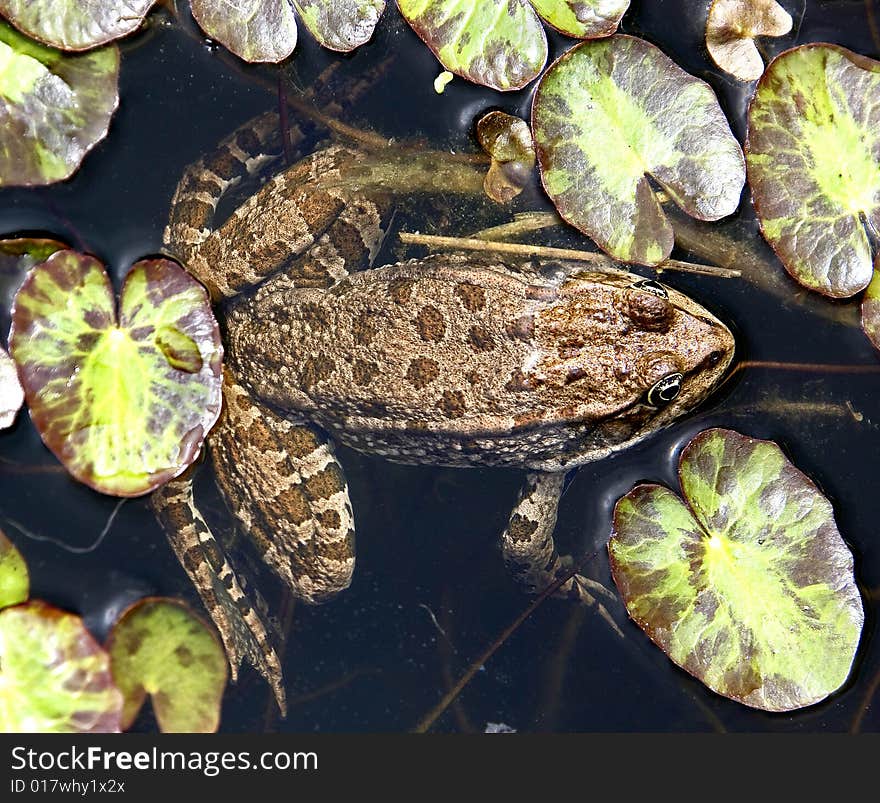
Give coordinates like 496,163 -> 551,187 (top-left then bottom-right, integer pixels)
9,252 -> 223,496
532,35 -> 745,266
0,21 -> 119,186
107,598 -> 227,732
530,0 -> 630,39
0,347 -> 23,430
609,428 -> 864,712
0,0 -> 155,50
294,0 -> 385,52
0,530 -> 28,609
746,44 -> 880,298
398,0 -> 548,91
0,601 -> 123,732
862,266 -> 880,352
476,110 -> 535,202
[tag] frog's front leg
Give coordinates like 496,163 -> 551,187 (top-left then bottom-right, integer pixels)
501,472 -> 621,634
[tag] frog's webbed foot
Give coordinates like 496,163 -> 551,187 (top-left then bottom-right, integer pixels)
150,475 -> 287,710
501,472 -> 622,636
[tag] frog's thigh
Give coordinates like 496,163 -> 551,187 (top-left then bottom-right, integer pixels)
150,475 -> 286,710
502,472 -> 619,630
211,376 -> 356,604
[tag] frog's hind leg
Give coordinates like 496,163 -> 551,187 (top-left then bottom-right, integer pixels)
501,472 -> 621,635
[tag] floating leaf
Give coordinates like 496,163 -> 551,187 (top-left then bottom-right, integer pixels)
107,598 -> 227,732
705,0 -> 792,82
0,530 -> 28,609
531,0 -> 630,39
0,0 -> 156,50
747,44 -> 880,298
532,35 -> 745,266
294,0 -> 385,52
0,21 -> 119,186
609,428 -> 864,712
0,601 -> 123,732
398,0 -> 548,91
9,252 -> 223,496
862,266 -> 880,352
476,110 -> 535,202
0,347 -> 23,430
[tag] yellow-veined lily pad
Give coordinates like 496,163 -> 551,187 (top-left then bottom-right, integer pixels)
862,266 -> 880,351
107,598 -> 227,732
0,347 -> 23,430
191,0 -> 384,63
530,0 -> 630,39
0,530 -> 27,609
9,252 -> 223,496
0,0 -> 155,50
0,21 -> 119,186
532,35 -> 745,266
747,44 -> 880,298
609,428 -> 864,712
0,600 -> 123,732
705,0 -> 792,82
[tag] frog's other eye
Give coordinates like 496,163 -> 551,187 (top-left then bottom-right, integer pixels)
626,286 -> 672,331
630,279 -> 668,299
646,372 -> 683,407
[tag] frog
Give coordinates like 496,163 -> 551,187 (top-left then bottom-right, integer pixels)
151,112 -> 736,711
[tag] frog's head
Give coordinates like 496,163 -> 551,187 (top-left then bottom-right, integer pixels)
535,270 -> 735,460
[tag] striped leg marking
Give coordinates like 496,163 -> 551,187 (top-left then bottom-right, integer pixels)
501,472 -> 620,634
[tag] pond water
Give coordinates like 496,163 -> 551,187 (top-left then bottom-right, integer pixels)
1,0 -> 878,732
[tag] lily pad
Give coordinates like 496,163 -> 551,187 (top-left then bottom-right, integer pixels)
0,347 -> 23,430
706,0 -> 792,82
191,0 -> 384,63
107,598 -> 227,732
0,21 -> 119,186
476,110 -> 535,202
609,428 -> 864,712
9,252 -> 223,496
746,44 -> 880,298
0,530 -> 28,609
530,0 -> 630,39
0,0 -> 155,50
862,266 -> 880,352
0,600 -> 123,732
532,35 -> 745,266
398,0 -> 548,91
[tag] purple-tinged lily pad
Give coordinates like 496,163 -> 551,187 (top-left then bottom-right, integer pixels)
294,0 -> 385,52
0,347 -> 23,430
0,530 -> 28,609
0,601 -> 123,732
532,35 -> 745,266
9,252 -> 223,497
609,428 -> 864,712
531,0 -> 630,39
0,21 -> 119,187
398,0 -> 548,91
476,110 -> 535,203
0,0 -> 156,51
862,266 -> 880,352
107,598 -> 227,733
706,0 -> 792,82
747,44 -> 880,298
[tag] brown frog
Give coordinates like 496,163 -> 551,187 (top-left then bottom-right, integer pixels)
151,114 -> 735,710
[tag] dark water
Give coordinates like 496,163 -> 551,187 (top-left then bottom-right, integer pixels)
1,1 -> 879,732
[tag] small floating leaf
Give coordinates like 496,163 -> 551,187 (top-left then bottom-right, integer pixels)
0,21 -> 119,186
191,0 -> 298,63
706,0 -> 792,82
0,601 -> 123,732
531,0 -> 630,39
0,530 -> 28,609
0,0 -> 156,50
398,0 -> 548,91
609,428 -> 864,712
0,347 -> 23,430
862,266 -> 880,352
294,0 -> 385,52
107,598 -> 227,733
477,110 -> 535,202
9,252 -> 223,496
532,35 -> 745,266
747,44 -> 880,298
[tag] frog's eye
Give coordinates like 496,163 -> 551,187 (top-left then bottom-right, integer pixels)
646,373 -> 683,407
630,279 -> 668,299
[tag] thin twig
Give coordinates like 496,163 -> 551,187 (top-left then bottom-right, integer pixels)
1,499 -> 125,555
398,232 -> 742,279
